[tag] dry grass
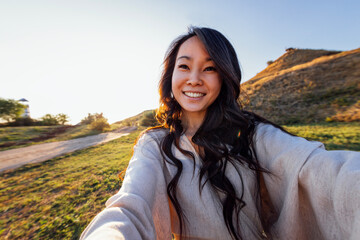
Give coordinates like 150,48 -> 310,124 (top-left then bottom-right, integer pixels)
241,48 -> 360,124
251,48 -> 340,83
113,110 -> 154,127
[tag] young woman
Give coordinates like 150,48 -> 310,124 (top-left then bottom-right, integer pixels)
80,27 -> 360,240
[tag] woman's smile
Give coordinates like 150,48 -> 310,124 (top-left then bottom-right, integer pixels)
183,91 -> 206,98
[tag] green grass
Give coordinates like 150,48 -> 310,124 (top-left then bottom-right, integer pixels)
0,126 -> 59,144
0,123 -> 124,151
0,129 -> 142,239
284,122 -> 360,151
113,110 -> 154,127
0,123 -> 359,239
43,125 -> 101,142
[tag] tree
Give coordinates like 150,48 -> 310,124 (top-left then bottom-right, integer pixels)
56,113 -> 69,125
0,98 -> 26,122
40,114 -> 59,126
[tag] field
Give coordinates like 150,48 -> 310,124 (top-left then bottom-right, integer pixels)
0,129 -> 141,239
0,126 -> 60,145
0,123 -> 123,152
284,122 -> 360,151
0,123 -> 359,239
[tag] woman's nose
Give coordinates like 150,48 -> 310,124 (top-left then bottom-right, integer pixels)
186,71 -> 203,86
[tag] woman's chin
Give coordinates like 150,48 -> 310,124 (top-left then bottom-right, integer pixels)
181,107 -> 207,115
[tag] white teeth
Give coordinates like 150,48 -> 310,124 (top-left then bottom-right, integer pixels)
184,92 -> 205,98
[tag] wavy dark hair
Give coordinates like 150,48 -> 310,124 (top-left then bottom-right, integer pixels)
153,27 -> 277,240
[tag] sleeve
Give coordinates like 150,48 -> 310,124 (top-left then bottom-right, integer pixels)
79,132 -> 171,240
254,123 -> 360,240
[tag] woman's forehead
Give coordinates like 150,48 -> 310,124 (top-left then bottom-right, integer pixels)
176,36 -> 210,60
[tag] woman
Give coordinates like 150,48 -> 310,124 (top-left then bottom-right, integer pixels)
80,27 -> 360,240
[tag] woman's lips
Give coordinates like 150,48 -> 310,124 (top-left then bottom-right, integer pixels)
183,91 -> 206,98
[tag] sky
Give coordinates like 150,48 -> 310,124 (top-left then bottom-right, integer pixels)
1,0 -> 359,124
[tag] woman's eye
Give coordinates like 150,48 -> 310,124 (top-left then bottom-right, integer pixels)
178,64 -> 189,70
204,66 -> 216,72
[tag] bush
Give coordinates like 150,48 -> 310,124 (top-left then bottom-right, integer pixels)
89,118 -> 111,132
140,110 -> 158,127
56,113 -> 69,125
80,113 -> 96,125
84,113 -> 111,132
267,60 -> 274,66
6,117 -> 36,126
81,113 -> 105,125
12,117 -> 35,126
40,114 -> 59,126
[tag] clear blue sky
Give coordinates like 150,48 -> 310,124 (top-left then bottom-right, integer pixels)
1,0 -> 359,124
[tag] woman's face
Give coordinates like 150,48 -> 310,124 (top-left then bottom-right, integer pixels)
171,36 -> 222,117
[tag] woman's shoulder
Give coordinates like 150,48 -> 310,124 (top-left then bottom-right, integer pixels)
128,128 -> 170,166
253,123 -> 281,142
254,122 -> 321,144
136,127 -> 169,148
253,122 -> 324,160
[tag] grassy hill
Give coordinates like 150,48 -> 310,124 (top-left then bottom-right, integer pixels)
113,110 -> 154,127
240,48 -> 360,124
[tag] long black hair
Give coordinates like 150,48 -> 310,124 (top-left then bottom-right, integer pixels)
153,26 -> 276,240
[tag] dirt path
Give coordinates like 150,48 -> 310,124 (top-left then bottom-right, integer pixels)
0,126 -> 137,173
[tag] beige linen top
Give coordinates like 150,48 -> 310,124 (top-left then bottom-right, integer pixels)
80,124 -> 360,240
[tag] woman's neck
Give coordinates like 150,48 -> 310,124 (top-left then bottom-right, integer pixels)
181,111 -> 205,137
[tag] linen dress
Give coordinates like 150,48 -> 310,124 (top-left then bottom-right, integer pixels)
80,123 -> 360,240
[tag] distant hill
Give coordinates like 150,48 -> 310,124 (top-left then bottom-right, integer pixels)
240,48 -> 360,124
114,110 -> 154,127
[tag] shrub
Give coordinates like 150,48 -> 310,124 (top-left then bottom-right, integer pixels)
40,114 -> 59,126
89,118 -> 111,132
14,117 -> 35,126
140,110 -> 158,127
82,113 -> 111,132
56,113 -> 69,125
81,113 -> 105,125
80,113 -> 96,125
267,60 -> 274,66
5,117 -> 36,126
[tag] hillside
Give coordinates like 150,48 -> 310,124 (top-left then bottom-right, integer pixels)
114,110 -> 154,127
240,48 -> 360,124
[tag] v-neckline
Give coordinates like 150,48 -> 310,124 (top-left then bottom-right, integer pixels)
181,134 -> 202,161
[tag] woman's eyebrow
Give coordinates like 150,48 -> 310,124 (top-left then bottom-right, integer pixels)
176,56 -> 213,62
177,55 -> 191,61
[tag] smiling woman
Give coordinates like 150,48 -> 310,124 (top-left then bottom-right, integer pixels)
80,27 -> 360,240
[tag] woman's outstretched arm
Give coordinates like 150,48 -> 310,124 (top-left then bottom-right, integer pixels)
254,123 -> 360,240
80,131 -> 171,240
